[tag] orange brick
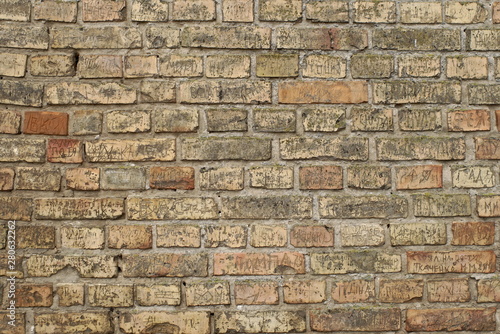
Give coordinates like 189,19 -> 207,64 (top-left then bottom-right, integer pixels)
284,280 -> 326,304
427,279 -> 470,302
331,279 -> 375,303
407,251 -> 496,274
396,165 -> 442,190
452,222 -> 495,245
23,111 -> 68,135
448,109 -> 490,131
379,279 -> 423,303
299,166 -> 343,190
16,284 -> 53,307
150,167 -> 195,190
47,139 -> 83,163
234,281 -> 278,305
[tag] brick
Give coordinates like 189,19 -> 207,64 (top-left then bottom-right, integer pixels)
150,167 -> 194,190
406,308 -> 496,332
206,108 -> 247,131
89,285 -> 133,307
306,0 -> 349,22
182,137 -> 271,160
354,1 -> 396,23
16,284 -> 53,307
302,55 -> 346,78
17,225 -> 55,249
127,197 -> 217,220
186,280 -> 230,306
106,110 -> 149,133
408,251 -> 496,274
221,196 -> 312,219
374,28 -> 460,51
377,137 -> 464,160
251,224 -> 287,247
159,54 -> 203,77
206,55 -> 250,78
178,80 -> 218,103
448,56 -> 488,80
0,25 -> 48,49
124,55 -> 157,77
302,107 -> 345,132
155,109 -> 198,133
299,166 -> 342,190
0,80 -> 44,107
470,84 -> 500,104
0,197 -> 32,220
120,312 -> 210,334
330,28 -> 368,50
108,225 -> 152,249
86,139 -> 174,162
215,311 -> 306,333
448,109 -> 490,131
71,110 -> 102,135
223,0 -> 253,22
0,138 -> 45,163
413,194 -> 471,217
157,225 -> 201,248
495,2 -> 500,23
452,222 -> 495,246
35,198 -> 123,220
131,0 -> 168,21
311,251 -> 401,274
61,226 -> 104,249
375,81 -> 461,104
136,284 -> 180,306
260,0 -> 301,21
102,167 -> 146,190
390,223 -> 446,246
35,313 -> 113,334
319,195 -> 407,218
30,54 -> 75,77
477,195 -> 500,217
254,109 -> 295,132
0,168 -> 14,191
280,137 -> 368,160
34,0 -> 77,22
214,252 -> 305,275
396,165 -> 442,190
341,224 -> 385,247
400,2 -> 442,24
0,53 -> 26,77
351,54 -> 393,78
77,55 -> 122,78
279,81 -> 368,104
206,225 -> 247,248
82,0 -> 125,21
57,284 -> 84,306
347,166 -> 390,189
379,279 -> 423,303
445,2 -> 487,24
51,26 -> 140,49
122,254 -> 208,277
428,279 -> 470,302
0,0 -> 30,21
331,280 -> 374,303
47,82 -> 136,105
290,225 -> 334,247
15,167 -> 60,191
276,28 -> 331,50
145,26 -> 180,48
351,107 -> 393,131
452,166 -> 495,188
256,54 -> 298,77
477,279 -> 500,302
249,166 -> 293,189
310,308 -> 401,332
182,26 -> 271,49
400,109 -> 441,131
467,29 -> 500,51
66,168 -> 100,191
0,313 -> 24,334
235,280 -> 278,305
200,167 -> 244,191
47,139 -> 82,163
0,110 -> 21,134
398,55 -> 441,77
476,137 -> 500,159
284,280 -> 326,304
27,255 -> 117,278
172,0 -> 215,21
23,111 -> 68,135
179,80 -> 271,104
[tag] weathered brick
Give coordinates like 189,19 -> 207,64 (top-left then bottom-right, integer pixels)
311,251 -> 401,274
122,254 -> 208,277
467,29 -> 500,51
354,1 -> 396,23
47,139 -> 82,163
374,28 -> 460,51
205,225 -> 247,248
155,108 -> 199,132
291,225 -> 334,248
284,280 -> 326,304
477,194 -> 500,217
145,26 -> 180,48
31,54 -> 75,77
179,80 -> 271,104
214,252 -> 305,275
89,285 -> 133,307
46,82 -> 136,105
251,224 -> 287,247
330,28 -> 368,50
206,55 -> 250,78
215,311 -> 306,333
447,56 -> 488,80
310,308 -> 401,332
82,0 -> 125,21
77,55 -> 122,78
182,137 -> 271,160
235,280 -> 278,305
341,224 -> 385,247
124,55 -> 157,77
395,165 -> 442,189
406,308 -> 496,332
249,166 -> 293,189
302,55 -> 346,78
0,0 -> 30,21
120,312 -> 210,334
408,251 -> 496,274
136,284 -> 180,306
390,223 -> 446,246
27,255 -> 117,277
24,111 -> 68,135
35,198 -> 123,220
260,0 -> 301,21
51,26 -> 140,48
374,81 -> 461,104
0,53 -> 26,77
221,196 -> 312,219
347,166 -> 390,189
0,197 -> 32,220
61,226 -> 104,249
299,166 -> 342,190
280,137 -> 368,160
172,0 -> 215,21
15,167 -> 60,191
427,279 -> 470,302
319,195 -> 407,218
157,225 -> 201,248
0,168 -> 14,191
34,0 -> 77,22
477,279 -> 500,302
495,2 -> 500,24
377,137 -> 465,160
256,54 -> 298,77
476,137 -> 500,159
206,108 -> 247,131
400,1 -> 442,23
17,225 -> 55,248
469,84 -> 500,104
86,139 -> 174,162
398,55 -> 441,77
66,168 -> 100,191
306,0 -> 349,22
222,0 -> 253,22
351,54 -> 393,78
351,107 -> 393,131
131,0 -> 168,21
0,138 -> 45,162
452,222 -> 495,246
0,80 -> 44,107
413,194 -> 471,217
160,54 -> 203,77
302,107 -> 345,132
0,110 -> 21,134
445,2 -> 487,24
279,81 -> 368,104
449,109 -> 490,132
254,108 -> 296,132
182,26 -> 271,49
108,225 -> 152,249
57,284 -> 84,306
35,313 -> 113,334
331,279 -> 375,303
150,166 -> 194,190
106,110 -> 150,133
276,28 -> 331,50
127,197 -> 217,220
379,279 -> 423,303
200,167 -> 244,191
186,280 -> 230,306
102,167 -> 145,190
452,166 -> 495,188
71,110 -> 102,135
16,284 -> 53,307
0,25 -> 48,49
0,313 -> 24,334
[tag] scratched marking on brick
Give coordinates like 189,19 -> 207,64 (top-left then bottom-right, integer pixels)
86,139 -> 175,162
214,252 -> 305,275
47,139 -> 82,163
407,251 -> 496,273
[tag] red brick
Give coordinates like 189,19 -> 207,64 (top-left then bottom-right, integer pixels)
406,308 -> 496,332
150,167 -> 195,190
407,251 -> 496,274
23,111 -> 68,135
290,225 -> 334,248
448,109 -> 490,131
16,284 -> 53,307
279,81 -> 368,104
395,165 -> 442,189
299,166 -> 342,190
214,252 -> 305,275
47,139 -> 82,163
452,222 -> 495,245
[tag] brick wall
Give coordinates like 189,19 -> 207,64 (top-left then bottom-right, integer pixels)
0,0 -> 499,333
